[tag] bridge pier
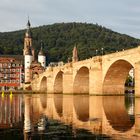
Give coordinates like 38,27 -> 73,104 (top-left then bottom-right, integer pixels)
89,67 -> 103,95
135,98 -> 140,133
63,72 -> 73,94
47,76 -> 54,94
135,62 -> 140,96
31,80 -> 40,91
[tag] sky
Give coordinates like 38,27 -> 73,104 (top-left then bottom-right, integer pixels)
0,0 -> 140,38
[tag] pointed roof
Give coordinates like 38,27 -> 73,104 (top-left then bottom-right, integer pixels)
72,44 -> 78,62
38,41 -> 45,56
73,44 -> 78,55
27,19 -> 31,27
25,19 -> 32,38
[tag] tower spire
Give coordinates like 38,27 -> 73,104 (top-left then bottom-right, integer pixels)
72,44 -> 78,62
27,16 -> 31,28
38,40 -> 45,56
25,17 -> 32,38
38,40 -> 46,68
23,18 -> 33,56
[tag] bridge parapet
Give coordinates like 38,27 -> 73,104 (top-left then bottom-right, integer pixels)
103,47 -> 139,60
73,56 -> 102,66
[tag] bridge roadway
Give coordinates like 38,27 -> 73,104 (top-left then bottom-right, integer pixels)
31,46 -> 140,95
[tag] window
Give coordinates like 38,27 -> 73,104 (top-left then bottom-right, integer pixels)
16,64 -> 20,67
8,64 -> 11,67
12,64 -> 15,67
3,63 -> 7,67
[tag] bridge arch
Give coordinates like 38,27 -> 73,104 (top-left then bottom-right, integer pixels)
73,66 -> 89,94
103,59 -> 134,94
54,71 -> 63,94
40,76 -> 47,92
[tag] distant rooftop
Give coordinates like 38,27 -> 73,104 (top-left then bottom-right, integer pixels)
0,55 -> 24,63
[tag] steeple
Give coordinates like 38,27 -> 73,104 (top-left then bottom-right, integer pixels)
25,19 -> 32,38
38,41 -> 46,68
72,45 -> 78,62
23,18 -> 33,56
38,41 -> 45,56
27,19 -> 31,28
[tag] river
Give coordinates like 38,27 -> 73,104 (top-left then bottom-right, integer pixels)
0,93 -> 139,140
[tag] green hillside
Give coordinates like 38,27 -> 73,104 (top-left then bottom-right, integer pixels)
0,22 -> 139,63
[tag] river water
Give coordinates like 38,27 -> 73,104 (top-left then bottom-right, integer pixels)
0,93 -> 139,140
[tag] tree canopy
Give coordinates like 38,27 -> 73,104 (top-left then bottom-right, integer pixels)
0,22 -> 139,63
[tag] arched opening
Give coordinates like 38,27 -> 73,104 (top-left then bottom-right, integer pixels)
74,95 -> 89,122
103,96 -> 135,132
103,60 -> 134,94
40,77 -> 47,92
73,67 -> 89,94
54,71 -> 63,94
54,94 -> 63,117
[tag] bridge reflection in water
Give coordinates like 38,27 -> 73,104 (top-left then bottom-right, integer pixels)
0,93 -> 139,139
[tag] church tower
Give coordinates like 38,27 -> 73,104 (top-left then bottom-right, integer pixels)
23,19 -> 35,60
38,42 -> 46,68
24,19 -> 34,83
72,45 -> 78,62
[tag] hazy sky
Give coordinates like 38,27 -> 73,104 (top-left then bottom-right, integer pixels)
1,0 -> 140,38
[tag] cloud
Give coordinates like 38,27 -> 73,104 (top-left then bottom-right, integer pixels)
0,0 -> 140,38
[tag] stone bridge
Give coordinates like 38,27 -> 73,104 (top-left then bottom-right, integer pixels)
31,46 -> 140,95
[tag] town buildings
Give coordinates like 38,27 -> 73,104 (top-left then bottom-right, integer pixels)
0,19 -> 46,90
0,55 -> 24,90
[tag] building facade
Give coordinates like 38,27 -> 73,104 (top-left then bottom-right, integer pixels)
0,56 -> 24,90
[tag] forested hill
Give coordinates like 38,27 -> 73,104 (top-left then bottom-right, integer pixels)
0,22 -> 140,63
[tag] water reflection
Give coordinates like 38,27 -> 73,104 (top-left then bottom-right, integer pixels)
0,94 -> 23,128
53,94 -> 63,117
103,96 -> 134,132
0,93 -> 138,140
40,94 -> 47,109
73,95 -> 89,122
24,96 -> 32,133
